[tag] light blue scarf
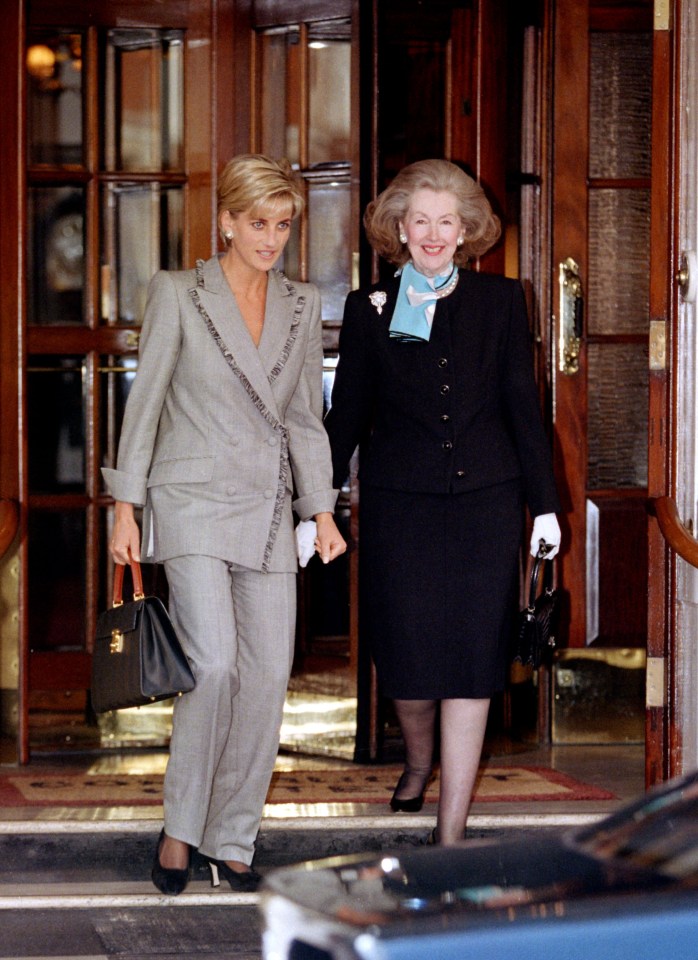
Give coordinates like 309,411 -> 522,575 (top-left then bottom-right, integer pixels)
389,262 -> 459,342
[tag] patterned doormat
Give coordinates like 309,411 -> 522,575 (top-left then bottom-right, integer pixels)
0,765 -> 614,808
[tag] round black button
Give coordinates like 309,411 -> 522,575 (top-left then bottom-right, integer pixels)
438,357 -> 448,368
442,441 -> 453,451
440,384 -> 450,395
440,414 -> 450,423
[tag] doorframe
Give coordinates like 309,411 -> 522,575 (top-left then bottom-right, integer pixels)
646,2 -> 676,785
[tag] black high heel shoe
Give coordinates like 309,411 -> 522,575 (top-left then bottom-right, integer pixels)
389,769 -> 432,813
208,858 -> 262,892
151,829 -> 190,895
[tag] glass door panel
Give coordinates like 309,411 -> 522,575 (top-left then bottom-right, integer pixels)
27,356 -> 86,493
28,187 -> 86,326
101,183 -> 184,325
102,29 -> 184,172
27,31 -> 84,167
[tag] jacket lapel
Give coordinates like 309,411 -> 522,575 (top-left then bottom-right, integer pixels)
190,256 -> 281,418
258,269 -> 303,382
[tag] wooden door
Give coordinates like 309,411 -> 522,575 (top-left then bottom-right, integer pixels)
552,1 -> 653,646
20,0 -> 215,758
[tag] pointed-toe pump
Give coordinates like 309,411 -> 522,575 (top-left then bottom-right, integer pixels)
151,829 -> 190,896
389,769 -> 432,813
208,858 -> 262,892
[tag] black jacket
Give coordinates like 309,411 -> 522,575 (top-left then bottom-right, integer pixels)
324,269 -> 561,518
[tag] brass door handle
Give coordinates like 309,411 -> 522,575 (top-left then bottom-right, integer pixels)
558,257 -> 584,375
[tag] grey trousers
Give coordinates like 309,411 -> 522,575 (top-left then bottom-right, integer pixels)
162,556 -> 296,863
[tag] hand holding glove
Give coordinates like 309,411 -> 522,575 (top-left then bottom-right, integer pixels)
295,520 -> 317,568
530,513 -> 561,559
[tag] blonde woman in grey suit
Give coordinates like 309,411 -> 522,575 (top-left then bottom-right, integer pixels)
104,155 -> 346,895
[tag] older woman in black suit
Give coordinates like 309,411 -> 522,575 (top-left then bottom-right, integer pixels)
323,159 -> 562,845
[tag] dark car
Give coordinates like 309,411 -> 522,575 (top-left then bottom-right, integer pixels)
259,769 -> 698,960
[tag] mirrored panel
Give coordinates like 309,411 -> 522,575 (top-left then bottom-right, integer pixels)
102,29 -> 184,172
308,21 -> 351,165
28,508 -> 86,651
589,32 -> 652,180
27,32 -> 84,167
27,355 -> 85,493
307,170 -> 352,322
99,355 -> 138,483
588,188 -> 650,335
587,342 -> 648,489
101,183 -> 183,325
28,187 -> 85,326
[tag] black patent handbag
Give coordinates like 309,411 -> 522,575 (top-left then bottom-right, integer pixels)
91,560 -> 195,713
513,539 -> 559,669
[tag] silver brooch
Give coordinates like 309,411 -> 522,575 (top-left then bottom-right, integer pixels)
369,291 -> 387,314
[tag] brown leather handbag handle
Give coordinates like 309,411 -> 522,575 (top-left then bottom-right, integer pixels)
112,559 -> 145,606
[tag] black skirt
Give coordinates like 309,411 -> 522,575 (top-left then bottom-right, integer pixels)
359,480 -> 524,699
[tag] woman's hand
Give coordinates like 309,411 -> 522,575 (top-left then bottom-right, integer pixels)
110,501 -> 141,565
530,513 -> 561,559
314,512 -> 347,564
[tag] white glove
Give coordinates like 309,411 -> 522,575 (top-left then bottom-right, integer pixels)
295,520 -> 317,568
530,513 -> 561,559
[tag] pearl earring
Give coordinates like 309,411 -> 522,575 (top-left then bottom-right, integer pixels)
399,232 -> 407,244
225,230 -> 234,240
457,236 -> 464,247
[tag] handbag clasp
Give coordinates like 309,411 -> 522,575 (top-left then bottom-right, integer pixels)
110,629 -> 124,654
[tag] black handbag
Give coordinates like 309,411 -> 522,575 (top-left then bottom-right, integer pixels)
513,540 -> 560,669
91,560 -> 195,713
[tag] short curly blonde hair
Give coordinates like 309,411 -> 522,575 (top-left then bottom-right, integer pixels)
217,154 -> 304,243
364,159 -> 501,267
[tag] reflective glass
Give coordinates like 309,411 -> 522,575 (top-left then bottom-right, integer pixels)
587,342 -> 648,489
27,32 -> 84,166
589,32 -> 652,180
28,508 -> 86,651
307,173 -> 352,322
27,356 -> 85,493
258,28 -> 300,165
99,355 -> 138,482
308,39 -> 351,164
101,184 -> 183,324
102,29 -> 184,171
588,188 -> 651,335
28,187 -> 85,326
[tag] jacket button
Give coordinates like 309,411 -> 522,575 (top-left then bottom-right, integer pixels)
438,358 -> 448,368
268,436 -> 278,446
456,470 -> 465,477
440,414 -> 450,423
226,486 -> 236,496
442,441 -> 453,451
440,384 -> 450,395
264,489 -> 274,499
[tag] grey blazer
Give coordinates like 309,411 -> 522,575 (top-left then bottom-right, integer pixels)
102,255 -> 337,573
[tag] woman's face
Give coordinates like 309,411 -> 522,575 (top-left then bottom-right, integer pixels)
222,203 -> 293,274
400,189 -> 463,277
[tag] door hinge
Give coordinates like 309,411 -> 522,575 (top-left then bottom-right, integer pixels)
654,0 -> 671,31
646,656 -> 666,707
649,319 -> 666,371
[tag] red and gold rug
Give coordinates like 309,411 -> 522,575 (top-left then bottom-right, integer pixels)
0,764 -> 614,808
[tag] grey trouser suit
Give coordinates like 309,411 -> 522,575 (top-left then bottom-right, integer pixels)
102,256 -> 337,861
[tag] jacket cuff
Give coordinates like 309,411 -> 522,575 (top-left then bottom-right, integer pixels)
293,489 -> 339,521
101,467 -> 148,506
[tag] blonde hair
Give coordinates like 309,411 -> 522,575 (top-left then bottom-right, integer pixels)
364,159 -> 501,267
217,154 -> 304,242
